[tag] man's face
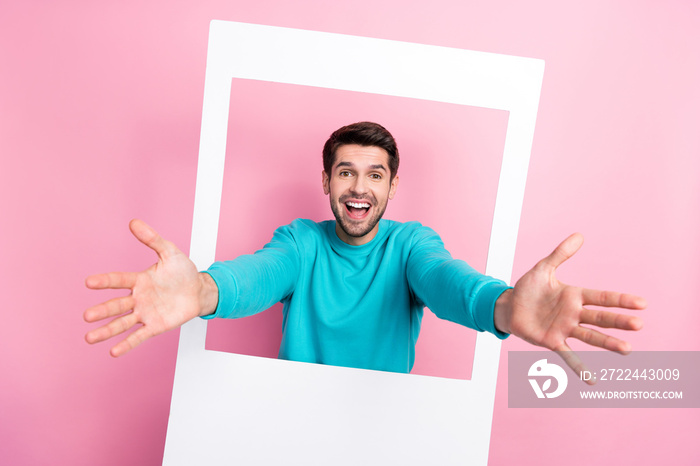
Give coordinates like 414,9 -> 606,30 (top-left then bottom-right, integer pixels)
322,144 -> 399,246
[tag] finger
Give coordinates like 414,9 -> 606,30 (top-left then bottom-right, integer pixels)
580,308 -> 644,331
582,288 -> 647,310
85,312 -> 139,345
539,232 -> 584,270
85,272 -> 138,290
84,296 -> 135,323
570,326 -> 632,354
553,343 -> 596,385
110,326 -> 151,357
129,219 -> 173,258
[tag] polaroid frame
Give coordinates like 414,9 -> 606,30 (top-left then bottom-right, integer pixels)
163,20 -> 544,465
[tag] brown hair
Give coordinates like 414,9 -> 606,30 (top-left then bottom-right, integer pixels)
322,122 -> 399,180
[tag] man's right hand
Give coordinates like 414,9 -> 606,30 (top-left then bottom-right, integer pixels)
84,219 -> 219,357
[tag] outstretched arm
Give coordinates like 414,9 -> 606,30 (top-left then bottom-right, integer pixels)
84,219 -> 219,357
493,233 -> 646,382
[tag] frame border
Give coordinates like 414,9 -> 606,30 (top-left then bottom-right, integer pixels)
164,20 -> 544,465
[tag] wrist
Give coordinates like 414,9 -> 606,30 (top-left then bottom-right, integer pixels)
494,288 -> 514,334
198,272 -> 219,317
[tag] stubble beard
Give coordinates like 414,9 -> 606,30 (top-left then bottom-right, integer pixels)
330,194 -> 387,239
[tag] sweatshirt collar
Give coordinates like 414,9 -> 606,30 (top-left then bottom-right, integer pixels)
327,219 -> 387,255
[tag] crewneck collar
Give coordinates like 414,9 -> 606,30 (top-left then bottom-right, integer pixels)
326,219 -> 387,255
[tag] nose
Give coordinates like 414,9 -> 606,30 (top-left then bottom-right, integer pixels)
351,175 -> 369,195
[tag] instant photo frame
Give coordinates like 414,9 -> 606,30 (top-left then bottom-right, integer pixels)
163,20 -> 544,465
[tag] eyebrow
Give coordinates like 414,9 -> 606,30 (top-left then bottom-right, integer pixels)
335,161 -> 387,172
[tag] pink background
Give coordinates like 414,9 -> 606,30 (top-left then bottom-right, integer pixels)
1,1 -> 698,465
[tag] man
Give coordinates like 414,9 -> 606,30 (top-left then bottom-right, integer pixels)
84,122 -> 645,379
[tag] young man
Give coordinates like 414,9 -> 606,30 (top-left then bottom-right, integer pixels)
84,122 -> 645,378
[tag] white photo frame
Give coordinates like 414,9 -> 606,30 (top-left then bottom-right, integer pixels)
163,20 -> 544,465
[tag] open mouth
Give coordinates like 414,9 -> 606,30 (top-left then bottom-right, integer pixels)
344,200 -> 371,219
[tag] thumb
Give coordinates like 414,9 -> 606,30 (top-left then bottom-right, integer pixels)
129,219 -> 172,258
541,232 -> 584,270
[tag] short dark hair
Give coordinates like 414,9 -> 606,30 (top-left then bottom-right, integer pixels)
322,121 -> 399,180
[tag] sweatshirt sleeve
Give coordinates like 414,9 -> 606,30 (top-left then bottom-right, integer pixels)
405,226 -> 510,339
201,224 -> 301,320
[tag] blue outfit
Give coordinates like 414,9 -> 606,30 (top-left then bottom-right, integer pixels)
204,219 -> 510,373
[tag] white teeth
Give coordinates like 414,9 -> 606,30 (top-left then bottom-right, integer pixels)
346,201 -> 370,208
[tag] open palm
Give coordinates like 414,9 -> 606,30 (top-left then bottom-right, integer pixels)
503,233 -> 646,380
84,219 -> 217,357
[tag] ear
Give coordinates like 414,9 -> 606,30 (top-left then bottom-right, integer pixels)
322,170 -> 330,195
388,175 -> 399,200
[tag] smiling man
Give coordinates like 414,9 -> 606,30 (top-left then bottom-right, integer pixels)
322,124 -> 399,245
84,122 -> 646,378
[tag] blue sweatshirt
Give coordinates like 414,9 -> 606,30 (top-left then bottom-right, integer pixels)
204,219 -> 510,373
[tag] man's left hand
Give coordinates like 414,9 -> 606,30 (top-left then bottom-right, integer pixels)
494,233 -> 646,383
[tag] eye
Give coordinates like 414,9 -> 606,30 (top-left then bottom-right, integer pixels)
339,170 -> 352,178
370,173 -> 382,180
